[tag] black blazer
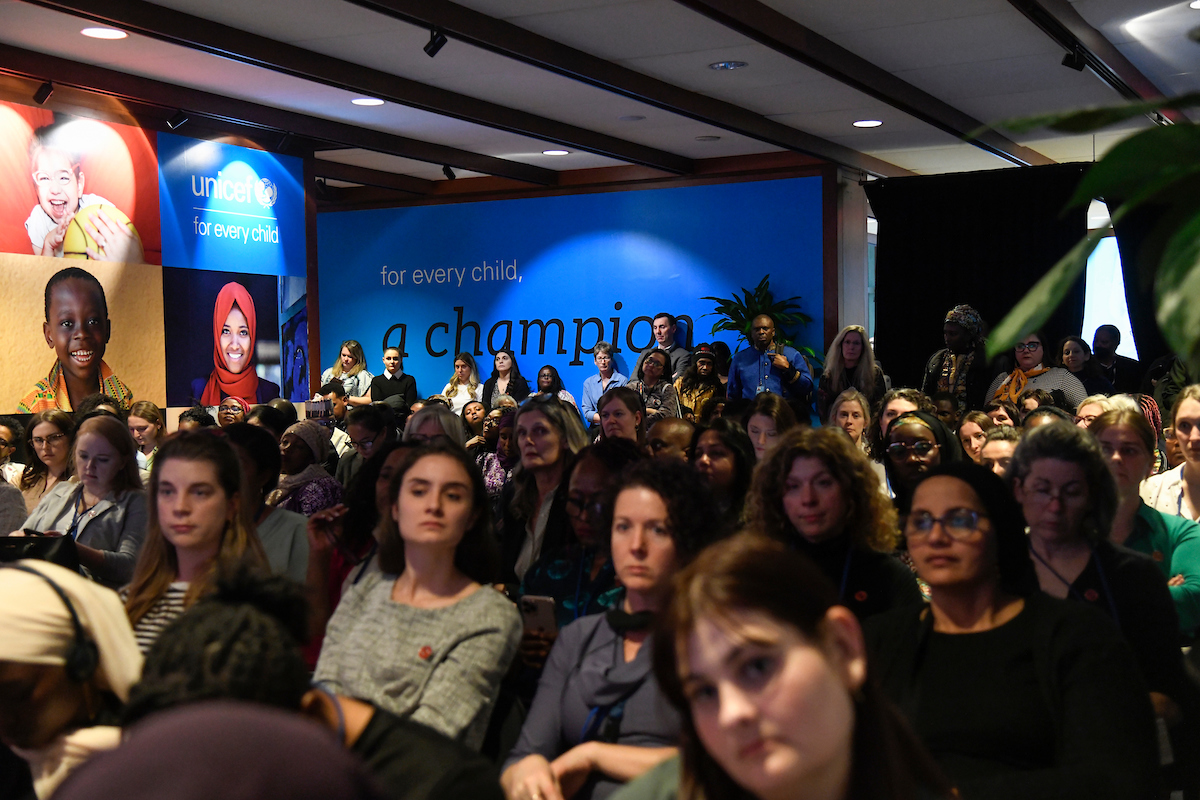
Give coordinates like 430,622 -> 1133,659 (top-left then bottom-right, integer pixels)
498,479 -> 573,587
482,375 -> 531,411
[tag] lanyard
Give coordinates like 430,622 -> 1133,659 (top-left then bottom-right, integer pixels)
66,488 -> 98,540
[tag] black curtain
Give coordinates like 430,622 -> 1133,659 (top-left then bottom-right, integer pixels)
1111,201 -> 1173,366
866,163 -> 1089,391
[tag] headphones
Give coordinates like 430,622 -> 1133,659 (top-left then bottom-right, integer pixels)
4,564 -> 100,683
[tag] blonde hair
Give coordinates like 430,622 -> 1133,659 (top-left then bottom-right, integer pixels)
822,325 -> 878,398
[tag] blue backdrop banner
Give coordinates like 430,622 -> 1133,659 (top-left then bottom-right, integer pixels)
158,132 -> 305,276
316,177 -> 823,404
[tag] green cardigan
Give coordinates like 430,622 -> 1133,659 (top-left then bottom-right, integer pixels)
1126,501 -> 1200,634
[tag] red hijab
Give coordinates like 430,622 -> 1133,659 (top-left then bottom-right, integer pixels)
201,282 -> 260,405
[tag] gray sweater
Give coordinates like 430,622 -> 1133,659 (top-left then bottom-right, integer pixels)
314,571 -> 521,751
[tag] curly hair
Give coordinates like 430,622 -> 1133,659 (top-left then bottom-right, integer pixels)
745,426 -> 898,552
599,459 -> 717,564
122,564 -> 310,726
1007,421 -> 1116,543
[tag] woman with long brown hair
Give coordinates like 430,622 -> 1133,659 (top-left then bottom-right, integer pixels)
18,408 -> 75,513
123,430 -> 267,652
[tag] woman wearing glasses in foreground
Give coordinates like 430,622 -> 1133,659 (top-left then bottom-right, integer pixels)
866,462 -> 1158,799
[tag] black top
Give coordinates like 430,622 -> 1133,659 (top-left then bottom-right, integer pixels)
482,375 -> 531,412
369,372 -> 418,412
816,363 -> 886,422
1098,353 -> 1142,395
499,480 -> 575,588
350,705 -> 503,800
791,534 -> 922,621
1067,540 -> 1196,708
865,592 -> 1158,800
1074,371 -> 1114,397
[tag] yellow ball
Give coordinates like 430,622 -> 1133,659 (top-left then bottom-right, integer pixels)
62,204 -> 138,260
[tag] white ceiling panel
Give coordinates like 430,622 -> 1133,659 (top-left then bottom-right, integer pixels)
757,0 -> 1004,36
317,149 -> 486,180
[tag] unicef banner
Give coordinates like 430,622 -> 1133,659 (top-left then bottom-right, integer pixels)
317,177 -> 824,404
157,132 -> 305,277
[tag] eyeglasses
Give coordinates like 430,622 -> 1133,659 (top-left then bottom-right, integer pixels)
1014,342 -> 1042,352
905,508 -> 986,540
0,440 -> 11,449
350,431 -> 381,450
1074,414 -> 1098,426
565,493 -> 604,519
887,441 -> 938,460
31,433 -> 67,448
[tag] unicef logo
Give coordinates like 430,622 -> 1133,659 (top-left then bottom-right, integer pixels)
255,178 -> 279,208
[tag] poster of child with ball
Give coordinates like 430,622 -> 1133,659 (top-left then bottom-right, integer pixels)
0,100 -> 161,264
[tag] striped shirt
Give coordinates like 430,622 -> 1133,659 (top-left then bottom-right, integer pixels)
129,582 -> 189,654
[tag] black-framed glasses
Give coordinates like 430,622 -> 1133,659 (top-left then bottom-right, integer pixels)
1014,342 -> 1042,352
0,440 -> 11,449
350,430 -> 382,450
565,492 -> 604,519
887,441 -> 938,460
904,508 -> 986,540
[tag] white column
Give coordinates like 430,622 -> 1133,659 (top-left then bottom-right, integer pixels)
836,168 -> 870,333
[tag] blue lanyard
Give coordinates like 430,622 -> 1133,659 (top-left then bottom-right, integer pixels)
66,488 -> 97,540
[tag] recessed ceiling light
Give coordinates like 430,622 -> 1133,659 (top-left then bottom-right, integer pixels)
542,149 -> 570,156
1192,0 -> 1200,9
81,27 -> 127,39
708,61 -> 748,70
351,98 -> 384,106
853,119 -> 883,128
695,135 -> 721,142
619,115 -> 645,122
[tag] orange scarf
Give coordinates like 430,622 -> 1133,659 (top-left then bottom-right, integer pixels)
993,366 -> 1049,404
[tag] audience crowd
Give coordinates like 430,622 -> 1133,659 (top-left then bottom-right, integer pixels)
2,305 -> 1198,800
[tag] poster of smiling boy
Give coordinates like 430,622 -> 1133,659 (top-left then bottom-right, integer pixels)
0,253 -> 165,412
0,101 -> 160,262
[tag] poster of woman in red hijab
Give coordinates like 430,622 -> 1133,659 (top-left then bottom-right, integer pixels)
162,267 -> 280,407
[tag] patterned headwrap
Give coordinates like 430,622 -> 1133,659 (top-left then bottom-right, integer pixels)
944,304 -> 984,343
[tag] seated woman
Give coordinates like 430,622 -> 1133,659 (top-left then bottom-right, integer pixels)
18,409 -> 75,514
1094,408 -> 1200,636
483,349 -> 531,412
691,419 -> 755,535
127,401 -> 164,473
742,392 -> 798,462
321,339 -> 374,402
404,404 -> 467,446
224,423 -> 309,583
644,533 -> 954,800
626,350 -> 680,423
1058,335 -> 1114,397
314,440 -> 522,750
121,567 -> 506,800
17,415 -> 146,588
598,387 -> 646,447
744,426 -> 921,621
982,398 -> 1021,429
882,410 -> 963,507
582,342 -> 629,430
818,324 -> 886,422
442,352 -> 483,415
461,400 -> 488,455
987,331 -> 1087,411
500,396 -> 590,585
673,344 -> 723,422
1010,422 -> 1197,722
176,406 -> 217,432
0,561 -> 142,799
956,410 -> 995,465
1143,384 -> 1200,521
534,365 -> 581,415
123,431 -> 268,653
828,388 -> 870,452
192,281 -> 281,405
267,421 -> 343,517
866,388 -> 932,464
866,462 -> 1159,800
216,396 -> 249,428
502,460 -> 714,800
477,409 -> 516,514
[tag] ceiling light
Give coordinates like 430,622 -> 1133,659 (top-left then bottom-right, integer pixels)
81,27 -> 127,39
695,135 -> 721,142
708,61 -> 748,70
167,110 -> 189,130
542,149 -> 569,156
442,165 -> 456,180
351,97 -> 384,106
33,81 -> 53,105
424,28 -> 448,58
619,115 -> 645,122
1191,1 -> 1200,9
853,119 -> 883,128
